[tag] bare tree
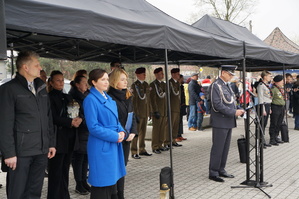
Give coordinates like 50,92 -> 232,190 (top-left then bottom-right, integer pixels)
190,0 -> 257,25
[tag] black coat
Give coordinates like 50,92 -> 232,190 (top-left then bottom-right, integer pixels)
292,84 -> 299,114
108,87 -> 137,165
69,87 -> 89,153
188,79 -> 202,105
107,87 -> 137,135
0,73 -> 55,158
48,89 -> 76,154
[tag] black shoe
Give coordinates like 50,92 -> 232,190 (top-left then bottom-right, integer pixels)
294,127 -> 299,130
172,142 -> 182,147
132,154 -> 141,159
139,151 -> 152,156
276,140 -> 284,144
153,149 -> 161,154
159,147 -> 169,151
264,143 -> 271,147
209,176 -> 224,182
164,144 -> 173,151
270,141 -> 279,146
219,173 -> 234,178
82,181 -> 91,192
75,184 -> 89,195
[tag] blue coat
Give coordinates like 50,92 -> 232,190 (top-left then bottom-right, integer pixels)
83,86 -> 126,187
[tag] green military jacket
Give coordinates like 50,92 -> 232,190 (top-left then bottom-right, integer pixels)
271,86 -> 286,106
169,78 -> 181,113
131,80 -> 150,118
149,79 -> 167,117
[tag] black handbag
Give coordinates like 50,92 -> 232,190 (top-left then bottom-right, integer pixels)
160,167 -> 171,190
237,138 -> 247,163
281,121 -> 289,142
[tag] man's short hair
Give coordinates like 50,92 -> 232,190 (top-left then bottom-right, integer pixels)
110,61 -> 121,67
16,51 -> 39,71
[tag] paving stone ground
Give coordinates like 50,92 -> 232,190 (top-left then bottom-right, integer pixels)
0,115 -> 298,199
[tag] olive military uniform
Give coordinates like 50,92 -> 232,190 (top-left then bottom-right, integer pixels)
130,80 -> 150,155
149,79 -> 167,151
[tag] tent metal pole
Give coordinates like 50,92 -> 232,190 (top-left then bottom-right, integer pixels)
164,48 -> 175,199
282,64 -> 288,125
10,46 -> 14,78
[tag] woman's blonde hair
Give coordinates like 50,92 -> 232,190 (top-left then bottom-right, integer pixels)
109,68 -> 132,99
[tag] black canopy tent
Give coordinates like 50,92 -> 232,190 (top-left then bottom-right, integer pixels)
4,1 -> 249,198
191,15 -> 299,71
5,0 -> 246,63
4,1 -> 299,198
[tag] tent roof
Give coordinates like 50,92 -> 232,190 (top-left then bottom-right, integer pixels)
5,0 -> 245,64
192,15 -> 299,70
264,27 -> 299,54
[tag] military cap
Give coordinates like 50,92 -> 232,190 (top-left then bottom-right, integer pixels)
273,75 -> 283,82
171,68 -> 180,73
221,65 -> 237,76
135,67 -> 146,74
154,67 -> 163,74
191,73 -> 199,77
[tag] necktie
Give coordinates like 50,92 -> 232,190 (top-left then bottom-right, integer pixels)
29,82 -> 36,95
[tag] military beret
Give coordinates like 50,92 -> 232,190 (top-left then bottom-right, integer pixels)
154,67 -> 163,74
171,68 -> 180,73
135,67 -> 146,74
273,75 -> 283,82
221,65 -> 237,76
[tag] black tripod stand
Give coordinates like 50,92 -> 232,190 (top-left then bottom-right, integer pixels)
231,98 -> 272,198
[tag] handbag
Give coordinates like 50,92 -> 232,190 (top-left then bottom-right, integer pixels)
280,121 -> 289,142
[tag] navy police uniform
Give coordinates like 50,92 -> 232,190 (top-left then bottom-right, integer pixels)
209,66 -> 238,179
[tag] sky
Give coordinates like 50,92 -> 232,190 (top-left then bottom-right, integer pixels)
146,0 -> 299,41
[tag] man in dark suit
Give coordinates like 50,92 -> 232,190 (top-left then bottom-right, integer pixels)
0,51 -> 56,198
208,65 -> 245,182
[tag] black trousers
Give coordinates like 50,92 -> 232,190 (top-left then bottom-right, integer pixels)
90,184 -> 117,199
6,154 -> 48,199
47,152 -> 73,199
269,104 -> 285,140
177,114 -> 184,137
72,152 -> 88,183
209,128 -> 232,177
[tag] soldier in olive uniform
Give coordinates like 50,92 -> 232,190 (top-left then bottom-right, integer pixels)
149,67 -> 168,154
208,65 -> 245,183
269,75 -> 285,145
130,67 -> 152,159
164,68 -> 182,147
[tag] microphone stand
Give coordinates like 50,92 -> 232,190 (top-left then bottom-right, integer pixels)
231,91 -> 272,198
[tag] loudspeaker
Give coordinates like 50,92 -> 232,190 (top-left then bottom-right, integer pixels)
0,0 -> 7,60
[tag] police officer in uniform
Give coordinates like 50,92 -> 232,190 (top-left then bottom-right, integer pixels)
149,67 -> 168,154
130,67 -> 152,158
209,65 -> 245,182
164,68 -> 182,147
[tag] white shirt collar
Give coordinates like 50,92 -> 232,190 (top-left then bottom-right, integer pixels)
138,79 -> 144,84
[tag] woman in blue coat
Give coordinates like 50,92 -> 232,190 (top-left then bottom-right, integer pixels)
83,68 -> 127,199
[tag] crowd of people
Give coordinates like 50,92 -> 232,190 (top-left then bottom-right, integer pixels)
0,50 -> 295,198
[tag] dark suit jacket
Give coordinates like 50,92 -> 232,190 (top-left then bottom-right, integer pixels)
209,78 -> 237,129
